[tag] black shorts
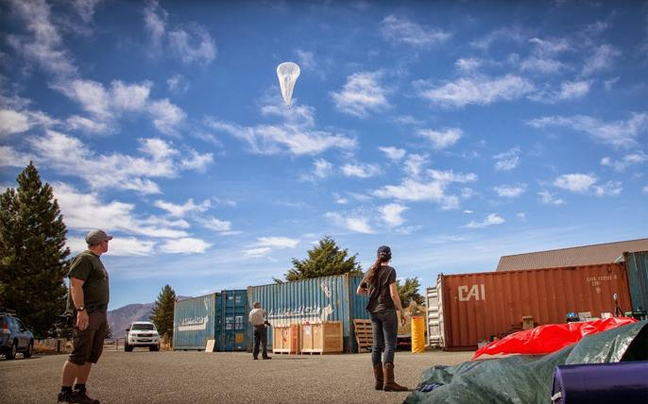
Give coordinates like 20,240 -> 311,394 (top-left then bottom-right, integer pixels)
68,311 -> 108,365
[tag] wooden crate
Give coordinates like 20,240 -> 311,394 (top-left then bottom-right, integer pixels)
300,321 -> 343,354
272,324 -> 300,354
353,319 -> 373,352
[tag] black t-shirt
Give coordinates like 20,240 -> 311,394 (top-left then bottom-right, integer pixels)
361,265 -> 397,313
67,250 -> 110,311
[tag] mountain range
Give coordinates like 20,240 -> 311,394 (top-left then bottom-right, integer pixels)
107,297 -> 191,338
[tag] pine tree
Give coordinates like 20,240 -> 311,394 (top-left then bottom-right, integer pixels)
396,277 -> 425,307
282,236 -> 362,281
0,162 -> 70,338
151,284 -> 176,341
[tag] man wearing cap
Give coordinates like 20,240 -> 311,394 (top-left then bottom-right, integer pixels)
248,301 -> 272,360
58,230 -> 113,404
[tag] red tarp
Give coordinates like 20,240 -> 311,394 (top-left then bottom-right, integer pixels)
472,317 -> 638,360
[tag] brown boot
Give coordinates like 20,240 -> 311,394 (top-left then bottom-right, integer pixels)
383,362 -> 408,391
373,363 -> 384,390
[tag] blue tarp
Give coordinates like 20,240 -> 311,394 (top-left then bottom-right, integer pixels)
404,321 -> 648,404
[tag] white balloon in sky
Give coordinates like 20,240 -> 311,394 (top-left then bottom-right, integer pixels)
276,62 -> 300,108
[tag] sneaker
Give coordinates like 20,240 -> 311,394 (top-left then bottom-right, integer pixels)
57,391 -> 75,403
253,356 -> 258,360
262,356 -> 272,360
72,390 -> 100,404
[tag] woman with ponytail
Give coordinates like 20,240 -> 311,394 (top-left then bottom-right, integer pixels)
356,245 -> 408,392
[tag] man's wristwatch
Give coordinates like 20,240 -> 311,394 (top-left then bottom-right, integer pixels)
77,306 -> 85,312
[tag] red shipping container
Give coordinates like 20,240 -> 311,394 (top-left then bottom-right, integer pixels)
437,264 -> 632,351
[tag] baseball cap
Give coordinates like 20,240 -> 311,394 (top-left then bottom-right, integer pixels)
85,229 -> 113,246
377,245 -> 391,258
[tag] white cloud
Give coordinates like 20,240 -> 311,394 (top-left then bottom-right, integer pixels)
55,79 -> 186,135
493,147 -> 521,171
67,235 -> 156,257
493,184 -> 527,198
159,238 -> 211,254
52,182 -> 189,240
583,44 -> 621,76
417,75 -> 535,108
455,58 -> 481,74
341,163 -> 381,178
380,146 -> 406,161
66,115 -> 110,134
374,169 -> 476,209
379,203 -> 408,227
256,237 -> 300,249
167,73 -> 190,94
592,181 -> 623,197
295,49 -> 315,69
26,131 -> 209,194
0,109 -> 31,136
244,247 -> 272,258
325,212 -> 374,234
553,173 -> 597,193
169,26 -> 217,65
313,159 -> 334,178
0,146 -> 36,167
601,152 -> 647,172
520,57 -> 565,74
404,154 -> 427,178
154,198 -> 211,217
471,27 -> 527,50
331,72 -> 391,118
205,109 -> 356,156
144,0 -> 167,51
148,98 -> 187,135
538,190 -> 565,205
71,0 -> 103,23
418,128 -> 462,149
6,0 -> 77,77
180,149 -> 213,172
527,113 -> 648,148
559,81 -> 591,100
643,185 -> 648,194
200,217 -> 232,232
380,15 -> 451,48
463,213 -> 505,229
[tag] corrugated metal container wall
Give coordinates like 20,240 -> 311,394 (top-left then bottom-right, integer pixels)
216,290 -> 250,351
624,251 -> 648,312
173,293 -> 219,350
247,274 -> 369,352
438,264 -> 632,350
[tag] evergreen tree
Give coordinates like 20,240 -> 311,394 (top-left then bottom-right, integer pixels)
396,277 -> 425,307
282,236 -> 362,281
0,162 -> 70,338
151,284 -> 176,341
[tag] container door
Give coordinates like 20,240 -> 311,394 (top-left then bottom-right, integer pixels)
217,290 -> 249,351
625,251 -> 648,315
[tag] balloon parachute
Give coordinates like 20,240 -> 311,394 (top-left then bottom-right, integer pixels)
276,62 -> 300,108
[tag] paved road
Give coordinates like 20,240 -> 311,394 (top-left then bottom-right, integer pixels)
1,349 -> 474,404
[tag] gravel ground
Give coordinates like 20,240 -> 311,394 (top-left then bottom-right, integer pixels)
1,349 -> 474,404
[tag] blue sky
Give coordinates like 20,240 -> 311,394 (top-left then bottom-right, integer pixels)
1,0 -> 646,310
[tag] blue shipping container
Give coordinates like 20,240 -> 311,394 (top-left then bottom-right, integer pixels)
216,290 -> 250,351
173,293 -> 220,351
247,273 -> 369,352
173,290 -> 249,351
625,251 -> 648,313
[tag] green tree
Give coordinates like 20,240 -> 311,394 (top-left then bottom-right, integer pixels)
151,284 -> 176,341
282,236 -> 362,281
396,277 -> 425,308
0,162 -> 70,338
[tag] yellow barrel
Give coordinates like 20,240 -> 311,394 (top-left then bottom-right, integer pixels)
411,316 -> 425,353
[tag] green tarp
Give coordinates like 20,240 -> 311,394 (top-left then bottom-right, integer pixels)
404,321 -> 648,404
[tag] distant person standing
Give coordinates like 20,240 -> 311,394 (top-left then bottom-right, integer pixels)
58,230 -> 113,404
248,301 -> 271,360
357,245 -> 408,392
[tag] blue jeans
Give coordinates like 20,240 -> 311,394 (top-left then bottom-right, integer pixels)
370,309 -> 398,366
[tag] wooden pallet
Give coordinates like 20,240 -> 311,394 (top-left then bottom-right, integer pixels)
353,319 -> 373,352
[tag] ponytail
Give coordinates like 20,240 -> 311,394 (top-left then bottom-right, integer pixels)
366,255 -> 389,285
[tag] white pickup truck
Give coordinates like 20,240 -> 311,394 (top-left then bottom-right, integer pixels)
125,321 -> 160,352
